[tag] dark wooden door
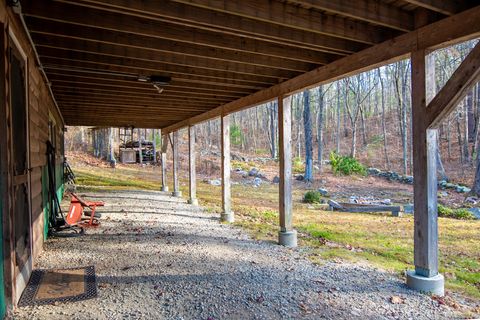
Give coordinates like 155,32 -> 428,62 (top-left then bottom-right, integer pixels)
9,43 -> 31,282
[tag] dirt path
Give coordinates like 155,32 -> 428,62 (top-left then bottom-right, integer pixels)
14,190 -> 458,319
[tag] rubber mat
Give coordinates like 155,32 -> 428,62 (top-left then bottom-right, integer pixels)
18,266 -> 97,306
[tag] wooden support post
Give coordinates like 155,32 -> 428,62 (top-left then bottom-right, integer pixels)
160,132 -> 169,191
172,131 -> 181,197
188,125 -> 198,205
138,128 -> 143,164
406,50 -> 444,296
278,95 -> 297,247
220,114 -> 233,222
161,150 -> 168,192
152,129 -> 157,163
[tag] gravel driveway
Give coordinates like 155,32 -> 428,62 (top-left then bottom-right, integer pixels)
13,189 -> 459,319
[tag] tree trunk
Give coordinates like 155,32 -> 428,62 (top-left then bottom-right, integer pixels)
268,102 -> 277,159
377,68 -> 391,170
351,121 -> 357,158
472,149 -> 480,196
336,81 -> 341,153
464,101 -> 471,162
317,86 -> 324,171
457,109 -> 464,164
303,89 -> 313,182
359,104 -> 368,146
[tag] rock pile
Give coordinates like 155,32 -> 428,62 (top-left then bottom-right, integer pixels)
367,167 -> 472,194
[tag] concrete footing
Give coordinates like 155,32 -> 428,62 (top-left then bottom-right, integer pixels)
161,186 -> 169,192
406,270 -> 444,296
278,230 -> 297,248
220,212 -> 234,223
172,191 -> 182,197
188,198 -> 199,205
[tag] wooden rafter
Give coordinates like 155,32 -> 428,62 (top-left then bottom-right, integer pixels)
21,2 -> 337,64
286,0 -> 413,31
46,72 -> 256,95
26,18 -> 318,72
33,39 -> 306,80
38,55 -> 278,87
169,0 -> 397,44
402,0 -> 466,15
55,0 -> 368,55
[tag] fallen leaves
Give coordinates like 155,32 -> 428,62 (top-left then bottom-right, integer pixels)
389,295 -> 405,304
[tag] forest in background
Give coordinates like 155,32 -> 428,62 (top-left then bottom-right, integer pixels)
65,39 -> 480,187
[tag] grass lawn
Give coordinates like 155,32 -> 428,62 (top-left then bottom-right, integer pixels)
73,163 -> 480,299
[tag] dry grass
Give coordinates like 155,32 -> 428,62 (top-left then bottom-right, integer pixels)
70,156 -> 480,300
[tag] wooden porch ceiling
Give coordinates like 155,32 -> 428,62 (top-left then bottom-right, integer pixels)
19,0 -> 478,129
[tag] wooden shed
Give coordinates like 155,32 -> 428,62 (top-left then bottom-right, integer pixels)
0,0 -> 479,316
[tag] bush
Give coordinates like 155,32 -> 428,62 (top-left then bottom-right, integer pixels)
451,208 -> 476,220
293,156 -> 304,174
437,204 -> 475,220
230,124 -> 244,146
329,152 -> 366,176
303,191 -> 323,204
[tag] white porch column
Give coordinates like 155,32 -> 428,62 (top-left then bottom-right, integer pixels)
161,151 -> 168,192
161,134 -> 168,191
278,95 -> 297,247
407,50 -> 444,296
221,114 -> 233,222
188,125 -> 198,205
172,131 -> 181,197
138,128 -> 143,164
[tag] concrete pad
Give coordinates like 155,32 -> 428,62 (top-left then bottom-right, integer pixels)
220,212 -> 234,223
161,186 -> 169,192
188,198 -> 199,205
278,230 -> 297,248
172,191 -> 182,197
406,270 -> 444,296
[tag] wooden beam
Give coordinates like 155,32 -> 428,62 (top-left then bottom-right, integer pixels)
22,1 -> 336,64
288,0 -> 413,31
403,0 -> 465,15
53,90 -> 230,106
54,96 -> 214,111
26,18 -> 318,73
52,85 -> 243,100
62,117 -> 172,128
61,0 -> 367,54
37,50 -> 283,86
188,125 -> 198,205
162,6 -> 480,134
138,128 -> 143,164
170,0 -> 396,44
46,71 -> 257,95
411,49 -> 439,277
172,131 -> 181,197
32,35 -> 307,79
43,64 -> 267,90
220,114 -> 233,222
278,95 -> 296,247
51,84 -> 235,102
161,151 -> 168,192
427,42 -> 480,127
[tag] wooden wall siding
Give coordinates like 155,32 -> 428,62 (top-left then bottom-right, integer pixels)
0,0 -> 64,308
17,0 -> 479,129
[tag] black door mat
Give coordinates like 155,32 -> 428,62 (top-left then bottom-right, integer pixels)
18,265 -> 97,307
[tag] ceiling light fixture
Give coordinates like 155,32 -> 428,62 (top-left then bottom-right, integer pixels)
137,75 -> 171,94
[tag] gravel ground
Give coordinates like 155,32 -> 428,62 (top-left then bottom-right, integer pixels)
13,189 -> 462,320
